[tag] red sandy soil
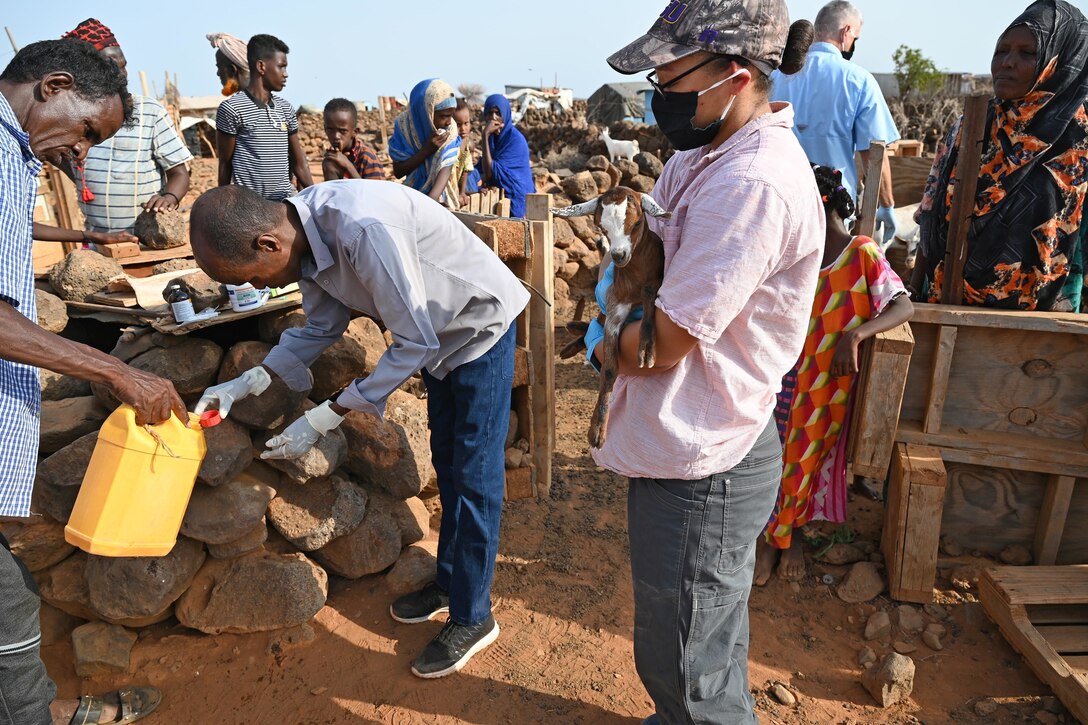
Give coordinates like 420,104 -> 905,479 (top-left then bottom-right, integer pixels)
42,356 -> 1058,724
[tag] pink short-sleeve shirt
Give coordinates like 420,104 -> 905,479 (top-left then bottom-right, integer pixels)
592,103 -> 825,480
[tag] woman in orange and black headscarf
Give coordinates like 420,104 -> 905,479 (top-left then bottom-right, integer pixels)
913,0 -> 1088,312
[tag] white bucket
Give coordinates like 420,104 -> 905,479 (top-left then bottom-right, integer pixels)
225,284 -> 270,312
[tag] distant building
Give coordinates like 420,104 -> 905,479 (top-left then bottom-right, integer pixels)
872,72 -> 994,100
587,82 -> 653,125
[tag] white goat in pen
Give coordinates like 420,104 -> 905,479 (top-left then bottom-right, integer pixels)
599,127 -> 639,163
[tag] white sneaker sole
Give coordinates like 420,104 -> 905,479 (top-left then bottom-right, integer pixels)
389,604 -> 449,625
411,620 -> 500,679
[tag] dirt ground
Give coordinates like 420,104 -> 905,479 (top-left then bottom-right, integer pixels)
42,355 -> 1059,724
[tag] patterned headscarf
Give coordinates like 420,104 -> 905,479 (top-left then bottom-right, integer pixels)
919,0 -> 1088,311
63,18 -> 119,52
388,79 -> 461,195
207,32 -> 248,71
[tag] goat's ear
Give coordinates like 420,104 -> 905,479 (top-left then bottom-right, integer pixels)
551,198 -> 601,218
641,194 -> 673,220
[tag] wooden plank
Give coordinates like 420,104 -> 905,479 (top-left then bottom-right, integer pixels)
923,325 -> 957,435
526,194 -> 555,499
980,570 -> 1088,722
89,291 -> 139,308
884,443 -> 946,603
496,198 -> 512,218
151,293 -> 303,334
116,244 -> 194,267
1029,604 -> 1088,625
850,323 -> 914,479
1035,475 -> 1077,566
986,566 -> 1088,606
513,346 -> 532,388
896,421 -> 1088,477
911,303 -> 1088,336
64,301 -> 163,319
941,94 -> 991,305
1065,656 -> 1088,673
1040,625 -> 1088,655
505,465 -> 535,500
856,141 -> 885,240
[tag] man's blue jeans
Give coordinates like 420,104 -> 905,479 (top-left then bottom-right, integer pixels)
422,324 -> 515,626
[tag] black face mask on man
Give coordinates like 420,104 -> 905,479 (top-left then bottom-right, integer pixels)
652,67 -> 750,152
842,37 -> 858,61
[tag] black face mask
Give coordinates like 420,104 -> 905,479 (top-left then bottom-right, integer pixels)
842,37 -> 857,61
652,90 -> 724,151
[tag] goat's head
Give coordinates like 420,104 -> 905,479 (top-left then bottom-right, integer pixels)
551,187 -> 671,268
600,127 -> 612,141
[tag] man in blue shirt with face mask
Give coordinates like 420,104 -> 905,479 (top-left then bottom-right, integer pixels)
771,0 -> 901,245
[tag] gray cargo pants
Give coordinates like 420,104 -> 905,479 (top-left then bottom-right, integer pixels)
629,419 -> 781,725
0,533 -> 55,725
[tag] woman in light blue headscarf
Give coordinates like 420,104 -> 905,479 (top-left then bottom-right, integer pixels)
389,79 -> 462,206
479,94 -> 535,218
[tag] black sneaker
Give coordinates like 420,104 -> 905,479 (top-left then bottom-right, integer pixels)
390,582 -> 449,624
410,614 -> 500,679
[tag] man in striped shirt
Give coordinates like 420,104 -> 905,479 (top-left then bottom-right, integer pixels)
0,39 -> 181,725
62,18 -> 192,235
216,34 -> 313,201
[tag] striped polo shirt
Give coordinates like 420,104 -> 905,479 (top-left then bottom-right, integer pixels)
217,90 -> 299,201
79,95 -> 192,233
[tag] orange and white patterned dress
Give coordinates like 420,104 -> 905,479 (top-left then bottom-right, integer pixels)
766,236 -> 906,550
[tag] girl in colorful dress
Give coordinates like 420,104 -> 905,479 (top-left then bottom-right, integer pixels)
755,164 -> 915,585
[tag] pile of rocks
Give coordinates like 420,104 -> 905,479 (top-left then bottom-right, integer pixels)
5,306 -> 463,673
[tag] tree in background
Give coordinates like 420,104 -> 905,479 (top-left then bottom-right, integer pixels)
893,45 -> 945,98
458,83 -> 486,104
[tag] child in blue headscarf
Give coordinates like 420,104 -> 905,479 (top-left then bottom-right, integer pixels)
480,95 -> 535,218
390,79 -> 462,206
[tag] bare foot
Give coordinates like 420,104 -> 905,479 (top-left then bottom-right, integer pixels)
51,699 -> 119,724
778,533 -> 806,582
754,537 -> 779,587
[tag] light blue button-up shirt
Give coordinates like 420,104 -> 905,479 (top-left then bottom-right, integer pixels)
771,42 -> 900,201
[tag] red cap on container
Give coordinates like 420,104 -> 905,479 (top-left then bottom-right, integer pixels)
199,410 -> 222,429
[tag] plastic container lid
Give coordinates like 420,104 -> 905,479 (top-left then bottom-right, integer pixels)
199,410 -> 222,429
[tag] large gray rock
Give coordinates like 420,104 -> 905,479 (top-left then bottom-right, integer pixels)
266,475 -> 368,552
309,317 -> 388,402
360,484 -> 428,547
312,507 -> 402,579
219,341 -> 309,430
166,271 -> 227,312
35,552 -> 96,620
40,369 -> 91,401
385,541 -> 438,595
561,172 -> 598,204
341,391 -> 435,499
627,175 -> 656,194
36,431 -> 98,523
35,289 -> 68,333
71,622 -> 137,676
84,537 -> 206,626
175,550 -> 328,635
258,308 -> 307,344
1,519 -> 74,572
130,338 -> 223,400
837,562 -> 886,603
634,151 -> 664,179
861,653 -> 916,707
39,396 -> 109,454
207,518 -> 269,559
257,401 -> 347,484
197,417 -> 253,487
181,472 -> 276,545
134,208 -> 189,249
48,249 -> 123,302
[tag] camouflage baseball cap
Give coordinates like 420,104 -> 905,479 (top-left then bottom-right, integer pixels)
608,0 -> 791,77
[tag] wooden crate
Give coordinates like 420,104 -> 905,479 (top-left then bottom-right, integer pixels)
453,194 -> 554,500
980,566 -> 1088,722
883,443 -> 947,603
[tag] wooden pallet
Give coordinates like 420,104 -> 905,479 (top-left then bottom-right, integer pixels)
980,566 -> 1088,722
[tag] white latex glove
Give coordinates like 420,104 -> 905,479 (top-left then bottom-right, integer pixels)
194,366 -> 272,418
875,205 -> 899,248
260,400 -> 345,461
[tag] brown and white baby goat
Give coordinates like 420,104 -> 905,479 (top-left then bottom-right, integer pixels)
552,187 -> 672,449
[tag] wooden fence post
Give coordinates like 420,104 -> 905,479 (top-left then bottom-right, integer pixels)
941,94 -> 990,305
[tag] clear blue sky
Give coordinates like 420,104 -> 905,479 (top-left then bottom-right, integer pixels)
1,0 -> 1047,106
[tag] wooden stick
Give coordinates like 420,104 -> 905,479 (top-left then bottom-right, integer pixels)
5,27 -> 18,53
941,94 -> 991,305
139,71 -> 150,98
856,141 -> 885,240
377,99 -> 389,152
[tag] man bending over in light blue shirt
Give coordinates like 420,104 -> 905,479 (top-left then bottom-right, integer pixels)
772,0 -> 901,245
190,180 -> 529,680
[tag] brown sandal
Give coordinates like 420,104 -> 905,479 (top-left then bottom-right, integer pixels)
70,687 -> 162,725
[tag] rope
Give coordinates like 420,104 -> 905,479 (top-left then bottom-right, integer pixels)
142,425 -> 179,459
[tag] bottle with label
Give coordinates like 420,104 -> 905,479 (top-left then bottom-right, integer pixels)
166,284 -> 195,324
